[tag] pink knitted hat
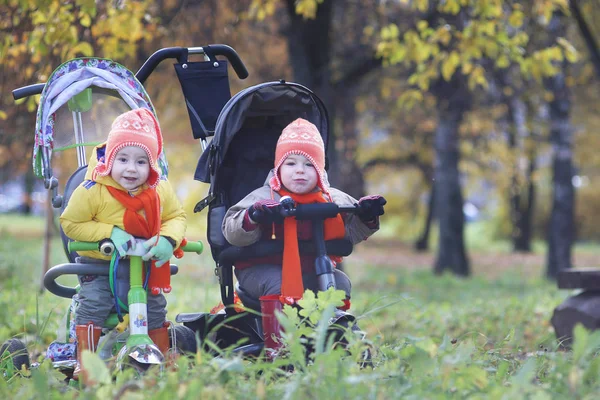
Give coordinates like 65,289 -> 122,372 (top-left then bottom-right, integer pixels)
93,108 -> 163,188
269,118 -> 328,194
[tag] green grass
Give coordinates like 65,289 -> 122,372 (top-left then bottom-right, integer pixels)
1,213 -> 599,398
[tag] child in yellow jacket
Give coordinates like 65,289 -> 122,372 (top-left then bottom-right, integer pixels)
60,108 -> 186,380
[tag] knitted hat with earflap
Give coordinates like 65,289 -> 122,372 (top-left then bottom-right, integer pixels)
269,118 -> 329,194
93,108 -> 163,188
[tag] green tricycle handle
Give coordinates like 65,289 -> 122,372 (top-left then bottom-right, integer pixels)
68,241 -> 99,252
180,240 -> 203,254
68,239 -> 204,255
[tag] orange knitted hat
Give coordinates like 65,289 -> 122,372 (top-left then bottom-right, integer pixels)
93,108 -> 163,188
269,118 -> 328,194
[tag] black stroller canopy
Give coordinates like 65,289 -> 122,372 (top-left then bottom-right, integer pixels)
193,80 -> 330,268
194,81 -> 329,192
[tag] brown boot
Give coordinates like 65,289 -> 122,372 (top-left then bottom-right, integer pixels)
73,324 -> 101,384
149,324 -> 176,367
148,325 -> 169,356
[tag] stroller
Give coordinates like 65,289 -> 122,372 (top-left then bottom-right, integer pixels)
174,61 -> 365,359
3,45 -> 248,377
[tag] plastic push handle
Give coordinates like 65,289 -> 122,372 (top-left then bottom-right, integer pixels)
181,241 -> 203,254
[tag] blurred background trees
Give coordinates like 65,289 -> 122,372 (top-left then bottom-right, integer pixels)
1,0 -> 599,279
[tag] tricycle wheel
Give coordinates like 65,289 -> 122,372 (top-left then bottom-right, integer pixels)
1,339 -> 30,376
171,325 -> 197,355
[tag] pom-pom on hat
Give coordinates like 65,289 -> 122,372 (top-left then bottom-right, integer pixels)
93,108 -> 163,188
269,118 -> 328,194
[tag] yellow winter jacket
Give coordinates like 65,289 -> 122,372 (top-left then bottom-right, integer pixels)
60,145 -> 187,260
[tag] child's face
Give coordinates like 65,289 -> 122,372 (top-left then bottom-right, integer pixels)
279,154 -> 318,194
110,146 -> 150,191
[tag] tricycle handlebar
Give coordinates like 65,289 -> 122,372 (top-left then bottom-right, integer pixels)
279,198 -> 359,220
47,238 -> 201,298
68,238 -> 203,256
44,263 -> 180,299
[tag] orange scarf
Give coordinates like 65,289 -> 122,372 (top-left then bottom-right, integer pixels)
277,189 -> 346,301
106,186 -> 161,239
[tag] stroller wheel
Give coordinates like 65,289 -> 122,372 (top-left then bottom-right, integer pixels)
357,344 -> 374,369
171,325 -> 197,355
1,338 -> 30,376
231,342 -> 264,359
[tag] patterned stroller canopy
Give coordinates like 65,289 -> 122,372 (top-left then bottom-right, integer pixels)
33,57 -> 167,179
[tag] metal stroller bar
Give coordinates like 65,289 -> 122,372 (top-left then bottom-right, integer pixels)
72,111 -> 87,167
12,44 -> 249,100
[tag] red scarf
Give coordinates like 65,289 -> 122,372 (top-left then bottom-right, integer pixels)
277,189 -> 345,302
106,186 -> 160,239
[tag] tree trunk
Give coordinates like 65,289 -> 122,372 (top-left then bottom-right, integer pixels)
432,78 -> 470,276
283,0 -> 365,197
546,16 -> 575,279
506,95 -> 534,252
514,155 -> 536,252
284,0 -> 335,166
568,0 -> 600,77
335,85 -> 365,198
415,184 -> 434,251
546,72 -> 574,278
495,65 -> 536,253
21,168 -> 36,214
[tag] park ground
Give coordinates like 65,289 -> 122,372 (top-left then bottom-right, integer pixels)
1,213 -> 599,398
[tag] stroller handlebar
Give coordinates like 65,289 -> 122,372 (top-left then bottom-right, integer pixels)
206,44 -> 250,79
136,45 -> 249,83
13,44 -> 249,100
13,83 -> 45,100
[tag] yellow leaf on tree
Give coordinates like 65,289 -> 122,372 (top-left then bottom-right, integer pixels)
508,10 -> 524,28
67,42 -> 94,58
80,13 -> 92,28
437,27 -> 452,46
496,54 -> 510,68
415,0 -> 428,12
441,51 -> 460,81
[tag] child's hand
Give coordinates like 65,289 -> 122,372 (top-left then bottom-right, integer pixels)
357,195 -> 387,222
248,200 -> 283,224
142,236 -> 174,267
110,227 -> 136,257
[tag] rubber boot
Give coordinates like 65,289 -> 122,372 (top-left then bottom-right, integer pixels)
73,324 -> 101,384
148,325 -> 169,355
259,295 -> 284,360
149,324 -> 177,367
